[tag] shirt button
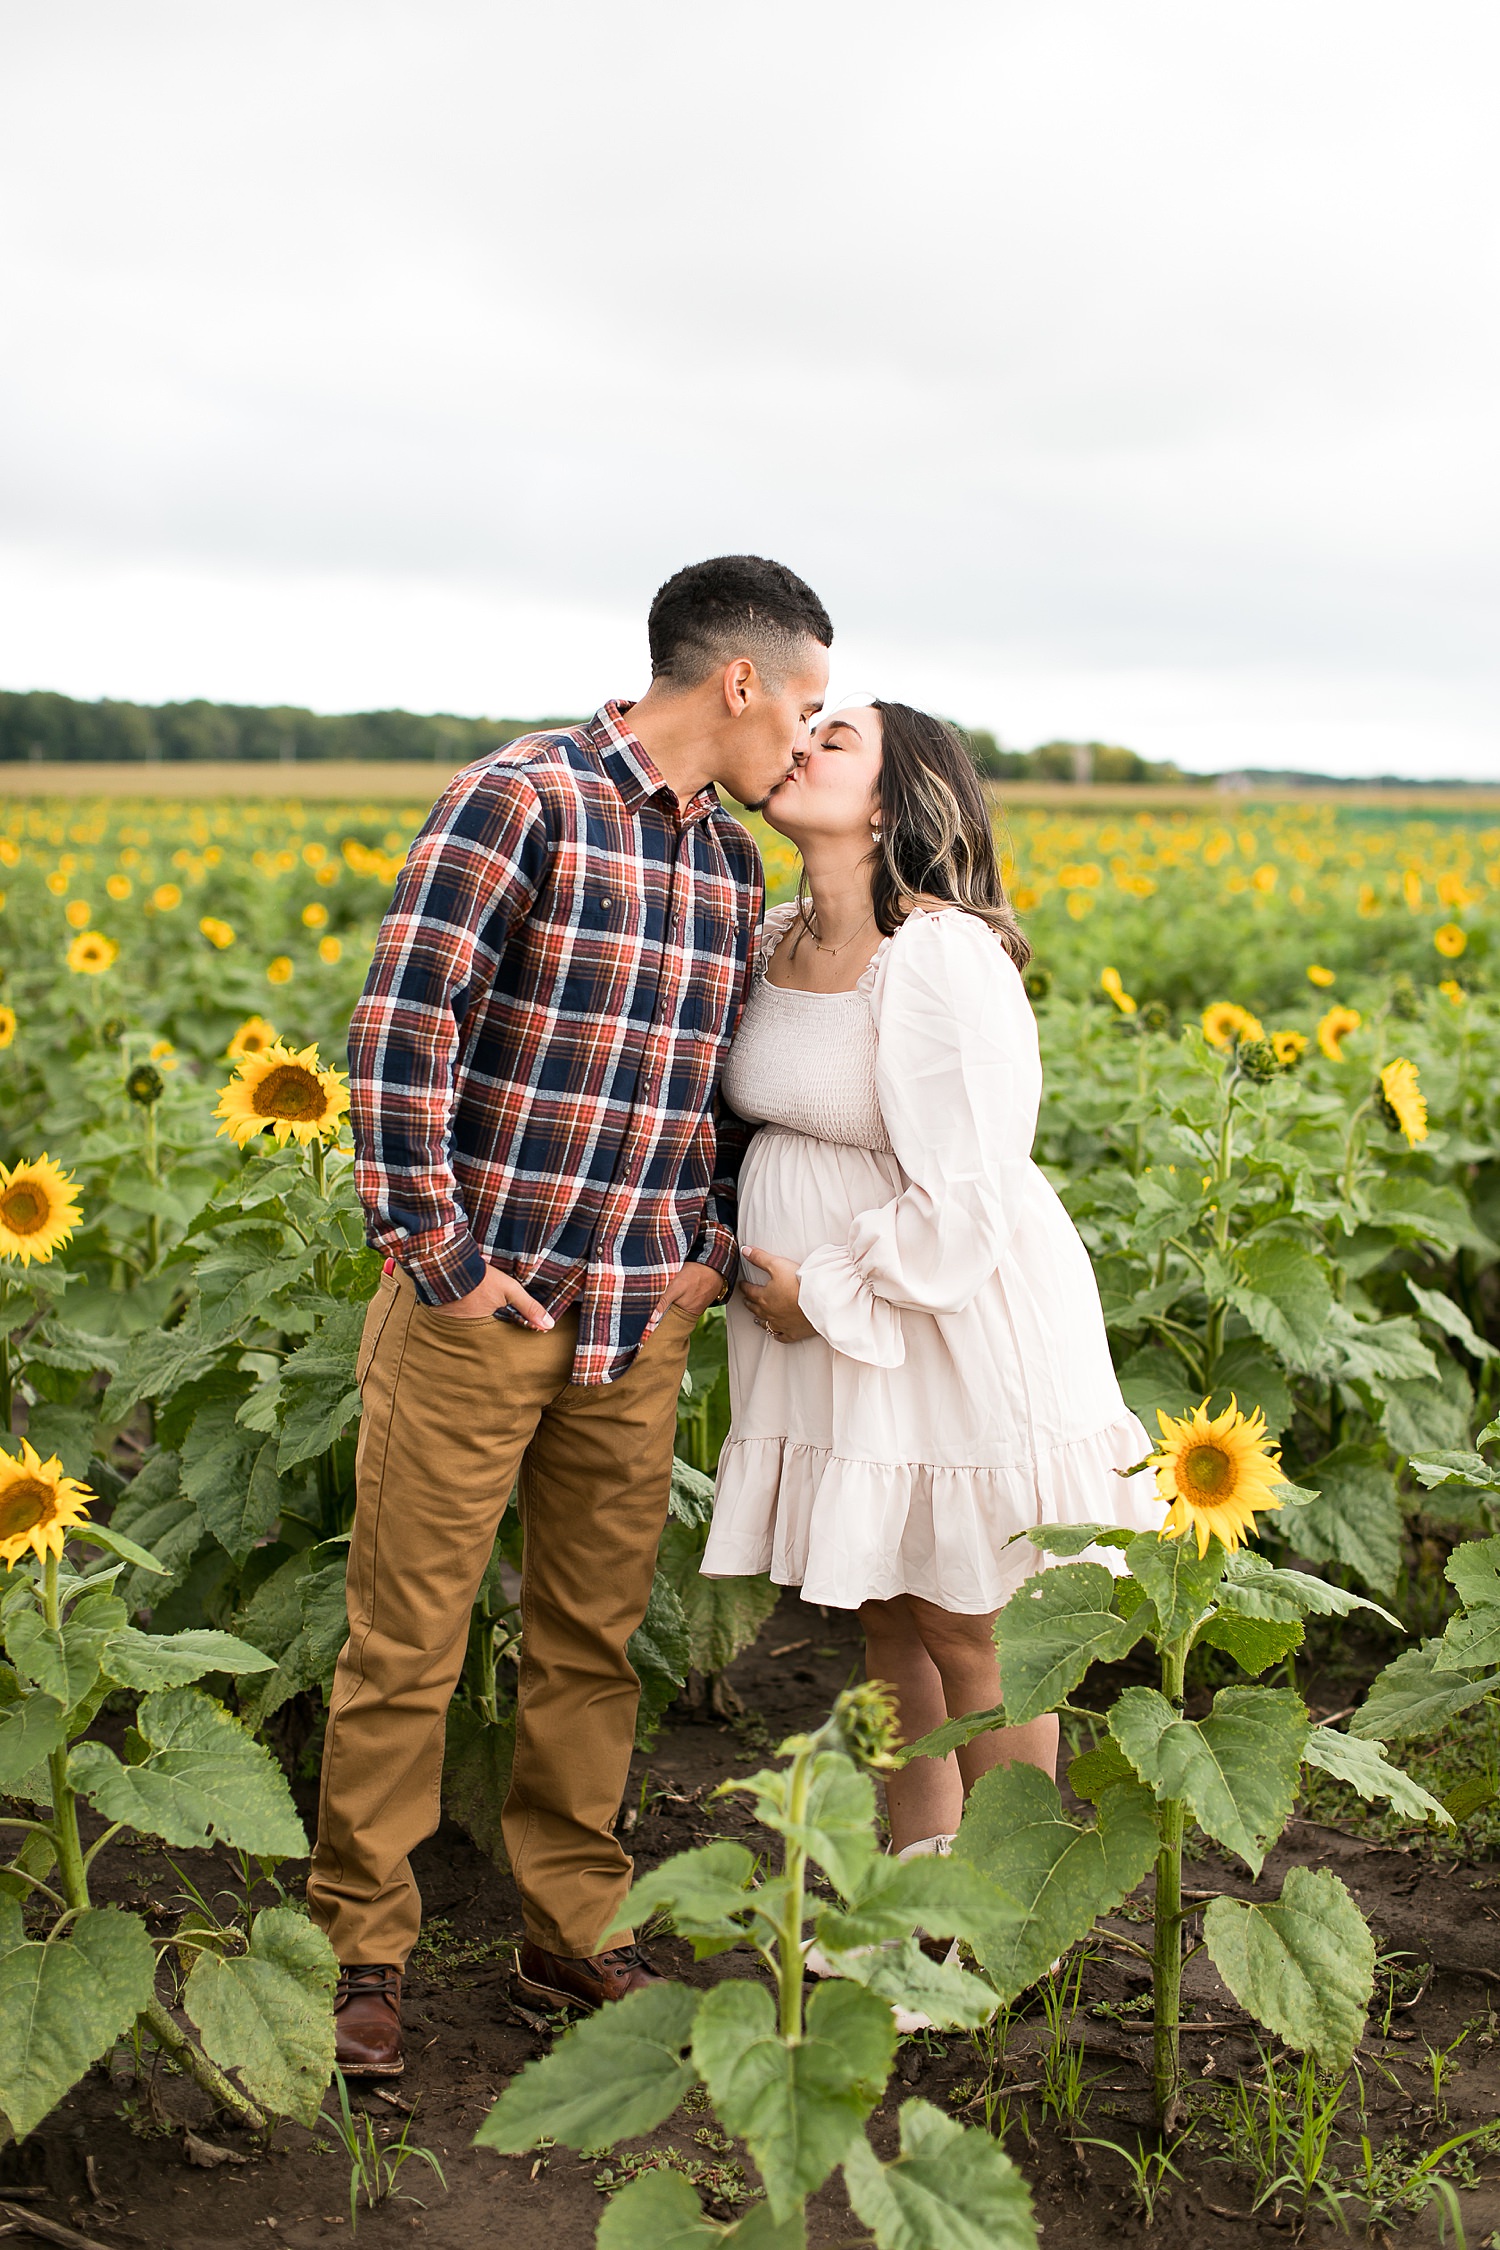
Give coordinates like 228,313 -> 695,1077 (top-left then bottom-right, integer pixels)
600,896 -> 613,909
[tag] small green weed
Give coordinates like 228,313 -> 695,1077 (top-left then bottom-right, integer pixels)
1037,1954 -> 1101,2134
1206,2046 -> 1354,2225
592,2144 -> 756,2210
321,2069 -> 447,2232
1080,2134 -> 1185,2224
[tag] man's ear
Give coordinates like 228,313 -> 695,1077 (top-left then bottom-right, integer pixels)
720,658 -> 756,715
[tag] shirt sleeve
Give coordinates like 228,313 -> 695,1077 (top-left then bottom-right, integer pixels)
685,1095 -> 756,1289
684,892 -> 768,1289
795,910 -> 1041,1367
348,762 -> 550,1303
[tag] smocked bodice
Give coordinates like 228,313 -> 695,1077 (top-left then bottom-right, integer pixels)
721,903 -> 894,1153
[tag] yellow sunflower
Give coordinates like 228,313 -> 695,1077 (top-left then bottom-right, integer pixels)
215,1040 -> 350,1147
0,1155 -> 83,1265
301,901 -> 329,929
1100,966 -> 1137,1015
227,1015 -> 278,1061
0,1004 -> 15,1049
67,930 -> 118,975
317,935 -> 343,965
64,898 -> 92,929
1201,1002 -> 1266,1051
1434,923 -> 1467,959
1379,1057 -> 1428,1146
151,883 -> 182,912
106,873 -> 132,901
1149,1397 -> 1286,1557
1306,964 -> 1335,988
199,916 -> 236,950
0,1440 -> 94,1567
1439,979 -> 1465,1006
266,956 -> 294,986
1317,1004 -> 1362,1060
1271,1030 -> 1307,1066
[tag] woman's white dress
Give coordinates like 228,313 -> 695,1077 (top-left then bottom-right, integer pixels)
701,902 -> 1162,1612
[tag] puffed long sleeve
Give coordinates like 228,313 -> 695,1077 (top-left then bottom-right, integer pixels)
795,911 -> 1040,1366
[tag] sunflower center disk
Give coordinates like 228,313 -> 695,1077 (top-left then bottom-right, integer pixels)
253,1066 -> 327,1121
0,1481 -> 53,1537
1183,1444 -> 1233,1497
0,1188 -> 45,1234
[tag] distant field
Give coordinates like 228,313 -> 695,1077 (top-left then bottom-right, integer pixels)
6,759 -> 1500,811
0,759 -> 461,800
4,778 -> 1496,1047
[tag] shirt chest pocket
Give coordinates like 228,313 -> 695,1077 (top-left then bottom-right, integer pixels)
677,906 -> 745,1033
580,884 -> 643,935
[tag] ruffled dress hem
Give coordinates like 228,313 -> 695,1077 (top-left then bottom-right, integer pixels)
702,1413 -> 1161,1612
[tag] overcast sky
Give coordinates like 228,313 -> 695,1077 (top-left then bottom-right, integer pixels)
2,1 -> 1497,775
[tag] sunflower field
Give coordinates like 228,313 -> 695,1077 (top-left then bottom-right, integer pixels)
6,781 -> 1500,2169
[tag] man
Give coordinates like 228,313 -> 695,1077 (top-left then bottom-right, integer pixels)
308,554 -> 833,2074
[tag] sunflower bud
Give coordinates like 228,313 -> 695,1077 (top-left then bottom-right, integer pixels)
1235,1039 -> 1280,1082
125,1063 -> 165,1107
1389,976 -> 1421,1022
1023,966 -> 1053,1004
1139,1000 -> 1170,1034
820,1681 -> 903,1770
99,1017 -> 128,1047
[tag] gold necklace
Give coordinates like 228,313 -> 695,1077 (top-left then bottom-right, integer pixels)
809,909 -> 875,957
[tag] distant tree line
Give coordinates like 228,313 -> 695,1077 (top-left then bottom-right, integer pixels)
0,690 -> 570,765
961,729 -> 1189,786
6,690 -> 1478,789
0,687 -> 1201,785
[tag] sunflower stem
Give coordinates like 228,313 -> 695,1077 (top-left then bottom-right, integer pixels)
308,1135 -> 331,1296
776,1741 -> 813,2044
142,1105 -> 161,1272
1201,1078 -> 1238,1378
1151,1631 -> 1190,2130
138,1994 -> 268,2132
41,1554 -> 90,1916
0,1318 -> 10,1439
1339,1095 -> 1374,1208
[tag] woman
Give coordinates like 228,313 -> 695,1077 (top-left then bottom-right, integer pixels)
701,701 -> 1160,1858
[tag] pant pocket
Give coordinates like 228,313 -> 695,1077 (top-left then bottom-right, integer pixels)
356,1273 -> 400,1387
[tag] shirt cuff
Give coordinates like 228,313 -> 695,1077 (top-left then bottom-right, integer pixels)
688,1216 -> 738,1295
393,1225 -> 490,1305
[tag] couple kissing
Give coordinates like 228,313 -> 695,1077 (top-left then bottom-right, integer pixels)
306,553 -> 1158,2076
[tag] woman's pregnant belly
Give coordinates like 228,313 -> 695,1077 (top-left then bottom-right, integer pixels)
738,1125 -> 904,1266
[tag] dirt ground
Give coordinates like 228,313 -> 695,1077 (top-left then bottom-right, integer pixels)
4,1591 -> 1500,2250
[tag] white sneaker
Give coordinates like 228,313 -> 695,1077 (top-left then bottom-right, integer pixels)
895,1832 -> 958,1861
891,1834 -> 960,2033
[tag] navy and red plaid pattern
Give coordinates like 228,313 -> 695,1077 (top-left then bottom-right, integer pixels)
348,701 -> 763,1384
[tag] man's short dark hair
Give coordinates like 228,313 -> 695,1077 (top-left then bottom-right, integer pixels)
647,555 -> 833,688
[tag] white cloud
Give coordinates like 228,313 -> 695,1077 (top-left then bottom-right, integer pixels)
1,0 -> 1496,773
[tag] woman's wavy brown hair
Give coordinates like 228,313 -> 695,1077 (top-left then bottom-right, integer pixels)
863,700 -> 1029,968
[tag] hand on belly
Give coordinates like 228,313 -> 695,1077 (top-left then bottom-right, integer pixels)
739,1246 -> 817,1344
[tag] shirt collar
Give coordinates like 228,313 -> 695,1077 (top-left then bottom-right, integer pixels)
586,701 -> 722,824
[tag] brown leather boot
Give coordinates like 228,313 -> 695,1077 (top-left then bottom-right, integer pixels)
334,1962 -> 404,2076
512,1940 -> 665,2013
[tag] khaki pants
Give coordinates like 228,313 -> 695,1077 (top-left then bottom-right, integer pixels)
307,1266 -> 696,1967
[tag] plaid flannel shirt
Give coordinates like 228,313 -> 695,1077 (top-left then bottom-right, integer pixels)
348,701 -> 763,1384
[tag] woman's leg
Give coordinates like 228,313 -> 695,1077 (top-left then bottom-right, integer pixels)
907,1595 -> 1059,1794
860,1595 -> 965,1852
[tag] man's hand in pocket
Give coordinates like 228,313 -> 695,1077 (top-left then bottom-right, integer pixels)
648,1261 -> 723,1334
429,1265 -> 554,1329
